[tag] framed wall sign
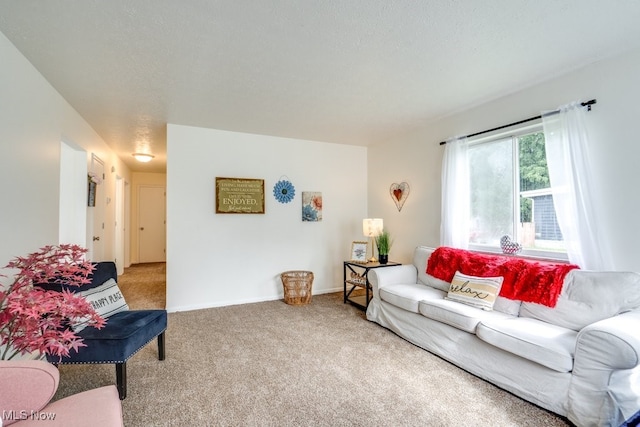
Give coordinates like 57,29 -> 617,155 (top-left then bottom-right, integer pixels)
350,241 -> 368,264
215,177 -> 265,214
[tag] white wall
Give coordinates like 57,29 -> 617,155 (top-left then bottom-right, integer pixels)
369,47 -> 640,272
0,31 -> 131,269
59,140 -> 88,246
166,124 -> 367,311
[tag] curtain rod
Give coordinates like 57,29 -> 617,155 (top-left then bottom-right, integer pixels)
438,99 -> 597,146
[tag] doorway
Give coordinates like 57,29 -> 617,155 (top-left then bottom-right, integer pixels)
138,185 -> 166,263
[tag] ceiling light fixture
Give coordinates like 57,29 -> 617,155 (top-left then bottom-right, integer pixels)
132,153 -> 155,163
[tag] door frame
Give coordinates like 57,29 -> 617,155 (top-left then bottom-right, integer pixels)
88,153 -> 105,261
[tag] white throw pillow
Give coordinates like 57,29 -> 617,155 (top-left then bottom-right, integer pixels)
73,278 -> 129,332
445,271 -> 503,311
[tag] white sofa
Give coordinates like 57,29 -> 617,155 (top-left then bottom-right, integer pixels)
366,246 -> 640,427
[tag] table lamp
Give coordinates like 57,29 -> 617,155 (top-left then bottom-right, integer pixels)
362,218 -> 384,262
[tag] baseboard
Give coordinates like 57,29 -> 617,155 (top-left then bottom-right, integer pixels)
166,286 -> 343,313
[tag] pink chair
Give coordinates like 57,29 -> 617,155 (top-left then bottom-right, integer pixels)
0,360 -> 123,426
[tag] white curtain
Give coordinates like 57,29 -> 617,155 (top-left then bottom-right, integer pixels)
542,102 -> 612,270
440,136 -> 470,249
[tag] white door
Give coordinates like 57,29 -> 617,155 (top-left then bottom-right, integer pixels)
89,154 -> 105,261
138,186 -> 166,263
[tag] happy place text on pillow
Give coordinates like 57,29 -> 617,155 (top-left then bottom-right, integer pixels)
90,291 -> 125,310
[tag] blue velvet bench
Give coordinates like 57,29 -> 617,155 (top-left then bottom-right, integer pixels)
38,261 -> 167,400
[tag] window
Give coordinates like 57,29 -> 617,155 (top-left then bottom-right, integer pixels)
467,124 -> 566,259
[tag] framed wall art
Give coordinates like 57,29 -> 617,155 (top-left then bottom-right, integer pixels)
215,177 -> 265,214
302,191 -> 322,221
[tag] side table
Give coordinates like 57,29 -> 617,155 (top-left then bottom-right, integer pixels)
343,260 -> 401,310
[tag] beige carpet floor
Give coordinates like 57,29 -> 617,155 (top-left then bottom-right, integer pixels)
117,262 -> 166,310
52,264 -> 570,426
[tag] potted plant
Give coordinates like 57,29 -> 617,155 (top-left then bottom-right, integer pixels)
0,244 -> 105,360
375,229 -> 393,264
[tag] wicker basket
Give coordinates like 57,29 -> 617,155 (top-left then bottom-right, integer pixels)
280,270 -> 314,305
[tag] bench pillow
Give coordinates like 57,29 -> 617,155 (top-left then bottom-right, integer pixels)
74,278 -> 129,332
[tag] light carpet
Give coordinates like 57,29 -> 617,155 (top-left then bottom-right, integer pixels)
52,264 -> 569,426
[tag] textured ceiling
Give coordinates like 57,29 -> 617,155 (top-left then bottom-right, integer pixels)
2,1 -> 640,172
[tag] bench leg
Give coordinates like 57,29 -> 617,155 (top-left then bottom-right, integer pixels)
116,362 -> 127,400
158,331 -> 166,361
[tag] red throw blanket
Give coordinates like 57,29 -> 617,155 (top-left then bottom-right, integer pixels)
426,247 -> 579,307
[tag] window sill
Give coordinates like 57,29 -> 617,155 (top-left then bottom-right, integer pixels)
468,245 -> 570,263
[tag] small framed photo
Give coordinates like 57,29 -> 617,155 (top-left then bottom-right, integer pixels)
350,241 -> 368,264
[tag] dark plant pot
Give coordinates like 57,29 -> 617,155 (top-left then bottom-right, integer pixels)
378,254 -> 388,264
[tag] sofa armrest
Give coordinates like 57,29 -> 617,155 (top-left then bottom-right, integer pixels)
0,361 -> 59,426
569,310 -> 640,426
369,265 -> 417,300
575,310 -> 640,370
43,385 -> 124,427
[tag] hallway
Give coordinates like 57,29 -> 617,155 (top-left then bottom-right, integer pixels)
117,262 -> 166,310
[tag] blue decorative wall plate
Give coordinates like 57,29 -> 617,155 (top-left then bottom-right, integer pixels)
273,179 -> 295,203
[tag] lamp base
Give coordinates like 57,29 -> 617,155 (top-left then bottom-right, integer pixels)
368,237 -> 378,263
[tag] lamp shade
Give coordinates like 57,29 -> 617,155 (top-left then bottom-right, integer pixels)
362,218 -> 384,237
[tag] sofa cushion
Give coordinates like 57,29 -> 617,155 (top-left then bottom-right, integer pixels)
379,283 -> 445,313
42,385 -> 123,427
476,317 -> 577,373
419,298 -> 513,333
520,270 -> 640,331
422,273 -> 451,293
414,246 -> 451,292
493,296 -> 522,317
445,271 -> 503,311
36,261 -> 118,293
51,310 -> 167,364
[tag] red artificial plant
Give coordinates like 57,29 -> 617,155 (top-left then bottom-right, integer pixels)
0,244 -> 106,360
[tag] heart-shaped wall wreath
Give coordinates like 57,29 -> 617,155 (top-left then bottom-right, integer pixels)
389,182 -> 410,212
